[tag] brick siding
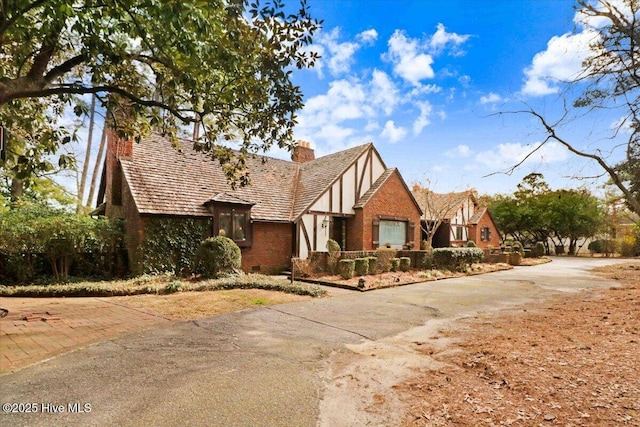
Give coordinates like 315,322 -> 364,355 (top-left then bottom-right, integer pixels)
356,171 -> 422,251
241,222 -> 293,274
469,211 -> 501,248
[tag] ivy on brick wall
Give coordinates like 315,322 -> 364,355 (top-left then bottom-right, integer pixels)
135,217 -> 211,275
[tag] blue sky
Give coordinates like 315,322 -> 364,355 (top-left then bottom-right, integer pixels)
65,0 -> 630,207
278,0 -> 628,195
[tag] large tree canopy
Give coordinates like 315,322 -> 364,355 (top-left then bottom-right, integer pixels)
489,173 -> 605,254
0,0 -> 321,189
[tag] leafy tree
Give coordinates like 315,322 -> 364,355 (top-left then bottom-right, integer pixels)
544,189 -> 604,254
0,0 -> 321,191
502,0 -> 640,215
489,174 -> 606,254
0,97 -> 78,200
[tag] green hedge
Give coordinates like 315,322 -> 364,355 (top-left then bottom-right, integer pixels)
0,202 -> 124,284
354,258 -> 369,276
399,257 -> 411,272
433,247 -> 484,271
338,259 -> 355,279
367,257 -> 377,275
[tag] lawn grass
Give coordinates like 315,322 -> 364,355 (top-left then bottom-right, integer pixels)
0,273 -> 327,298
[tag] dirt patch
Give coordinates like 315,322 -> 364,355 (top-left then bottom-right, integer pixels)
397,262 -> 640,426
114,289 -> 312,320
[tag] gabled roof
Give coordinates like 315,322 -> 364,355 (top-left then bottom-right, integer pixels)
118,133 -> 378,222
469,207 -> 487,224
412,189 -> 476,220
354,168 -> 423,214
292,143 -> 372,219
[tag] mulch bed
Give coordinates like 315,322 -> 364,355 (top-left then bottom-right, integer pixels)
299,263 -> 515,291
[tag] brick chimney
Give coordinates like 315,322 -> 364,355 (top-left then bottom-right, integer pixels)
107,129 -> 133,160
291,140 -> 315,163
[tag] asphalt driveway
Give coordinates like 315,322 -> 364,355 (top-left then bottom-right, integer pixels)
0,257 -> 635,427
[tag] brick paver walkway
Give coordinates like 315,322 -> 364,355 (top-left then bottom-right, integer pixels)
0,297 -> 174,373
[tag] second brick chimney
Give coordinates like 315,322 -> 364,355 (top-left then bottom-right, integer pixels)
291,140 -> 315,163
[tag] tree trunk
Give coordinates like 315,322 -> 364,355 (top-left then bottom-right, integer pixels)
87,121 -> 107,208
10,177 -> 23,201
77,94 -> 96,213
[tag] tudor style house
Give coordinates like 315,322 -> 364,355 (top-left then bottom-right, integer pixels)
96,132 -> 422,273
411,187 -> 501,249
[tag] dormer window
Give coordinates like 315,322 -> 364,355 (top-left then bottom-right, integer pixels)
204,193 -> 254,248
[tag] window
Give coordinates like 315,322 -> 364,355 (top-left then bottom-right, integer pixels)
380,220 -> 407,248
455,226 -> 463,241
481,226 -> 491,242
217,209 -> 250,245
372,217 -> 415,249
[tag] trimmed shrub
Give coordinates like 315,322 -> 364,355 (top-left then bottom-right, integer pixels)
338,259 -> 355,279
416,251 -> 432,270
367,257 -> 378,275
354,258 -> 369,276
512,241 -> 524,256
376,248 -> 397,272
433,247 -> 484,271
327,239 -> 341,274
399,257 -> 411,272
390,257 -> 400,272
532,242 -> 545,258
195,236 -> 241,278
466,240 -> 476,247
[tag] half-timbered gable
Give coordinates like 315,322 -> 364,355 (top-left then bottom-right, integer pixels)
411,187 -> 501,248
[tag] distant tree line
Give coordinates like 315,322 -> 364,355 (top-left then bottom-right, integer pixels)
488,173 -> 605,255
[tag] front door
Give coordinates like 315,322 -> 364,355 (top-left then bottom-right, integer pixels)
331,217 -> 347,251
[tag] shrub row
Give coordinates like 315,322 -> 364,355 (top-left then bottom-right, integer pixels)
0,203 -> 125,284
432,247 -> 484,272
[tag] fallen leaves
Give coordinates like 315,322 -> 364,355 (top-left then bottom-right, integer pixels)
398,263 -> 640,426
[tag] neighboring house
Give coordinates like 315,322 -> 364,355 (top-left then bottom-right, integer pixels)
96,132 -> 422,273
411,187 -> 501,249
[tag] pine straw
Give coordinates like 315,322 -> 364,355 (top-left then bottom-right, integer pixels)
397,262 -> 640,426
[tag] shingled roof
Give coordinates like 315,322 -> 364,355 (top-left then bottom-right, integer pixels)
119,133 -> 374,222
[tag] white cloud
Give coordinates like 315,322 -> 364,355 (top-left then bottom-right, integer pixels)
357,29 -> 378,44
309,27 -> 380,78
445,144 -> 473,158
429,23 -> 471,56
413,101 -> 433,135
479,92 -> 503,104
370,69 -> 399,115
380,120 -> 407,143
475,141 -> 569,169
302,79 -> 369,126
522,30 -> 598,96
385,30 -> 435,86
